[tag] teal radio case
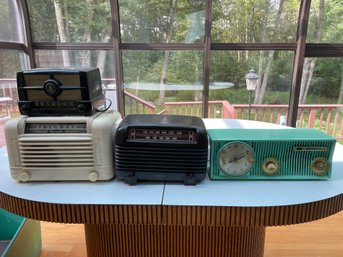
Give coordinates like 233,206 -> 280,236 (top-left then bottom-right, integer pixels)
208,128 -> 336,180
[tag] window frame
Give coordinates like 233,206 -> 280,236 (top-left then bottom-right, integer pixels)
0,0 -> 342,127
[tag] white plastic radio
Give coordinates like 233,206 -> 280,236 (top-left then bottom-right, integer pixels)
5,111 -> 121,182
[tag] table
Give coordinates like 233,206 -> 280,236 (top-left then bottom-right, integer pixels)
0,119 -> 342,257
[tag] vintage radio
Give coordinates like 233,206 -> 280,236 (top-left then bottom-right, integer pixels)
17,67 -> 104,116
114,114 -> 208,185
208,128 -> 336,180
4,111 -> 121,182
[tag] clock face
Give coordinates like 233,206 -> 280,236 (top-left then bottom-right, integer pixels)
218,142 -> 255,177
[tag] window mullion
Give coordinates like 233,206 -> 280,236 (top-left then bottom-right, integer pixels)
287,0 -> 312,127
203,0 -> 212,118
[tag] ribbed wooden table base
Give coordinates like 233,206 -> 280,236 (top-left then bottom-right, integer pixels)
84,224 -> 265,257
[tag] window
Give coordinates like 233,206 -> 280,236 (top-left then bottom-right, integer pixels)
0,0 -> 342,145
209,50 -> 294,121
119,0 -> 205,43
307,0 -> 343,43
296,57 -> 343,139
212,0 -> 298,43
0,0 -> 24,43
122,50 -> 204,115
28,0 -> 112,43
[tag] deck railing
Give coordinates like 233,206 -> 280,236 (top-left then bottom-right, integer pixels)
164,100 -> 236,118
124,90 -> 156,114
164,101 -> 343,140
1,78 -> 342,139
232,104 -> 288,123
0,79 -> 17,99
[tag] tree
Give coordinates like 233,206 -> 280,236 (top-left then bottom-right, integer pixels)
23,0 -> 341,109
28,0 -> 112,74
339,70 -> 343,104
53,0 -> 71,66
211,0 -> 297,104
157,0 -> 178,105
254,0 -> 285,104
28,0 -> 57,41
299,0 -> 325,104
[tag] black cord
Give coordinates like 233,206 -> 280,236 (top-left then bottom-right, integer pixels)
96,98 -> 112,112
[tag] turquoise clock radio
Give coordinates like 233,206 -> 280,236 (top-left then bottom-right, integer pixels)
207,128 -> 336,180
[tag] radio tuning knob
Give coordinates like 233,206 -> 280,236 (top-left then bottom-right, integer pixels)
20,104 -> 30,114
19,172 -> 30,182
88,171 -> 98,182
43,79 -> 61,97
311,157 -> 329,175
267,162 -> 276,170
262,158 -> 279,175
77,104 -> 86,113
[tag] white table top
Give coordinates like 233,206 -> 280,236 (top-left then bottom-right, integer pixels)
1,119 -> 342,207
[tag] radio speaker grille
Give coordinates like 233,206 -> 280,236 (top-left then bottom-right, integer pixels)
115,146 -> 208,172
18,137 -> 94,169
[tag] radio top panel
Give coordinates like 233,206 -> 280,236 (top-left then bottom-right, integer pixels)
115,114 -> 208,146
119,114 -> 206,128
207,128 -> 336,142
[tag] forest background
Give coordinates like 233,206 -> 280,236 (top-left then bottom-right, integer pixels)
0,0 -> 342,108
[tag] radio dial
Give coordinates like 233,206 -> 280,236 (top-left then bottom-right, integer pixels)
43,79 -> 62,97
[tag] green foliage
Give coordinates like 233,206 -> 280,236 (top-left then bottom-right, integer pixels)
209,87 -> 289,104
210,52 -> 249,87
308,0 -> 343,43
1,0 -> 342,108
0,0 -> 21,41
212,0 -> 298,43
119,0 -> 203,43
123,50 -> 203,87
165,51 -> 203,83
307,58 -> 342,101
28,0 -> 111,42
0,51 -> 23,78
28,0 -> 57,41
126,89 -> 159,102
173,90 -> 198,101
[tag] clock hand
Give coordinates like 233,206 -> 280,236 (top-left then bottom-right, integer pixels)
228,154 -> 246,163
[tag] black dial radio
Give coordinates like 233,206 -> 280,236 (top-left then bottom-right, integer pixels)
17,67 -> 104,116
114,114 -> 208,185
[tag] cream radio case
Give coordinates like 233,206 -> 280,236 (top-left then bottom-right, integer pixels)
5,111 -> 121,182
